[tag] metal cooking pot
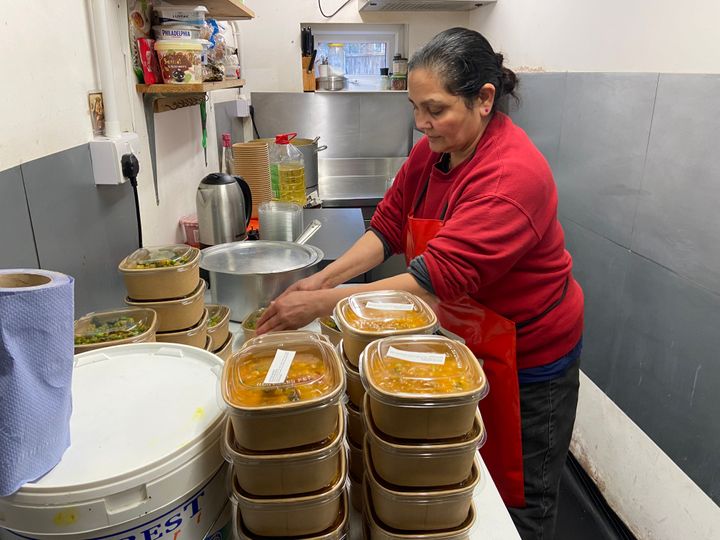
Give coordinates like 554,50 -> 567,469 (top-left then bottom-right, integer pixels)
254,137 -> 327,190
200,220 -> 323,323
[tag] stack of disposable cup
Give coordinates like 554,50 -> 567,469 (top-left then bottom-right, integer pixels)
258,201 -> 303,241
232,142 -> 272,219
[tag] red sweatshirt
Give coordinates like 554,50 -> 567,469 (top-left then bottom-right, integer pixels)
371,112 -> 584,369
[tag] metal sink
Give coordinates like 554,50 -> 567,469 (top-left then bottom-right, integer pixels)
318,157 -> 406,207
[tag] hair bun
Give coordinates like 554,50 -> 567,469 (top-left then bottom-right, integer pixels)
500,66 -> 517,96
494,52 -> 504,67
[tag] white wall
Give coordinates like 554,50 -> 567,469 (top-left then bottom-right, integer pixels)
469,0 -> 720,73
237,0 -> 470,94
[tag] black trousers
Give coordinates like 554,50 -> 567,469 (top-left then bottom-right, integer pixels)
508,358 -> 581,540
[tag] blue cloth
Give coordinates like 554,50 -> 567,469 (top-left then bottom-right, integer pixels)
518,337 -> 583,384
0,270 -> 74,496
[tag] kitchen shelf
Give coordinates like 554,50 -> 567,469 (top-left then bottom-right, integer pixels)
160,0 -> 255,19
136,79 -> 246,94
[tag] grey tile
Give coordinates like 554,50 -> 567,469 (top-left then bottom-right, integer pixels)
554,73 -> 658,247
606,254 -> 720,501
20,145 -> 139,317
0,167 -> 38,268
631,74 -> 720,294
561,218 -> 630,389
508,72 -> 567,170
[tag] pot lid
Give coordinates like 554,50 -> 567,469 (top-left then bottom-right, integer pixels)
200,241 -> 323,274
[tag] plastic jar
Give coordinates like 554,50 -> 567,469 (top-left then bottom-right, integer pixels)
154,40 -> 203,83
391,73 -> 407,91
327,43 -> 345,78
380,67 -> 390,90
392,53 -> 408,75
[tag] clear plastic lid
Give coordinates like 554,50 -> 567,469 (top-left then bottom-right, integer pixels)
361,335 -> 487,405
222,331 -> 344,411
74,308 -> 155,345
336,290 -> 436,335
207,304 -> 229,328
120,244 -> 196,270
241,306 -> 265,330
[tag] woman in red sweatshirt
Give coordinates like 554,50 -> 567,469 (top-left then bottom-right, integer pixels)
257,27 -> 584,539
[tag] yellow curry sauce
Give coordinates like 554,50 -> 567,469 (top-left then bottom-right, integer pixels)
227,349 -> 334,407
370,343 -> 480,395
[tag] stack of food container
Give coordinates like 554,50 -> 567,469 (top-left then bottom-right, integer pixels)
73,307 -> 157,353
359,334 -> 488,538
207,303 -> 234,360
333,291 -> 439,513
119,245 -> 210,349
220,331 -> 349,539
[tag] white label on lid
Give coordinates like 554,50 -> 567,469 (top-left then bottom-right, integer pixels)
387,346 -> 446,365
366,301 -> 414,311
263,349 -> 296,384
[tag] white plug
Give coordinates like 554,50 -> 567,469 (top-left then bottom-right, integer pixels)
90,132 -> 140,185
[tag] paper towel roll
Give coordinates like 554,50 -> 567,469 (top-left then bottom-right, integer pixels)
0,269 -> 74,496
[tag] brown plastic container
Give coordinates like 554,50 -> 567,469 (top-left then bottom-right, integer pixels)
363,480 -> 476,540
345,401 -> 365,447
222,408 -> 345,496
361,335 -> 487,440
125,279 -> 205,332
155,308 -> 208,348
241,307 -> 264,344
222,331 -> 346,451
365,395 -> 485,487
235,489 -> 349,540
334,291 -> 438,367
348,435 -> 364,480
119,244 -> 200,301
338,340 -> 364,408
365,443 -> 480,531
213,331 -> 234,361
349,473 -> 363,512
231,452 -> 347,537
74,308 -> 157,354
319,316 -> 342,347
206,304 -> 230,350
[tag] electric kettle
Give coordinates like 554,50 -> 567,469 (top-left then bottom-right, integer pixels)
196,173 -> 252,246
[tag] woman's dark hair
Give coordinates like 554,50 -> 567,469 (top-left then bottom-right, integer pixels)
408,27 -> 518,110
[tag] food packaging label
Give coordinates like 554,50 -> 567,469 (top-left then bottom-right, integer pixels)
263,350 -> 296,384
386,346 -> 446,365
365,302 -> 414,311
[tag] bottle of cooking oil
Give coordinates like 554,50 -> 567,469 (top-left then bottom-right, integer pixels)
269,133 -> 306,206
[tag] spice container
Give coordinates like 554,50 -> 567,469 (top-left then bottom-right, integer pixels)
364,481 -> 476,540
154,40 -> 203,84
119,244 -> 200,301
125,279 -> 205,332
365,445 -> 480,531
334,290 -> 438,367
222,410 -> 345,496
360,334 -> 487,440
234,486 -> 349,540
74,308 -> 157,354
345,401 -> 365,447
206,304 -> 230,350
327,43 -> 346,77
392,53 -> 408,75
230,454 -> 347,537
365,396 -> 485,487
380,67 -> 390,91
391,74 -> 407,91
221,331 -> 346,451
156,307 -> 208,348
338,340 -> 364,408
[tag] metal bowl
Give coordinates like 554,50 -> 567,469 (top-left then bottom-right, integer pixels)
316,76 -> 347,91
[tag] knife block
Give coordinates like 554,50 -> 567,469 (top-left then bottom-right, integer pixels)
302,56 -> 316,92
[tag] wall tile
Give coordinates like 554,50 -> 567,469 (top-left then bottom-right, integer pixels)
0,167 -> 38,268
631,74 -> 720,294
554,73 -> 658,247
20,145 -> 138,316
508,72 -> 567,170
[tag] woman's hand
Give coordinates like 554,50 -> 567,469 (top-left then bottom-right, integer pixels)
255,290 -> 332,335
278,272 -> 330,296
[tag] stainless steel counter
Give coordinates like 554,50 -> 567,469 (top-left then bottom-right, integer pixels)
318,157 -> 404,208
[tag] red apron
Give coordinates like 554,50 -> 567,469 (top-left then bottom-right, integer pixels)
404,173 -> 525,507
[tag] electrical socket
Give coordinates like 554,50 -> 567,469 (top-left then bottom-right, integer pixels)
234,96 -> 250,118
90,132 -> 140,185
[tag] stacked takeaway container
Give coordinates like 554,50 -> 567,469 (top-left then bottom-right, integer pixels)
220,331 -> 350,539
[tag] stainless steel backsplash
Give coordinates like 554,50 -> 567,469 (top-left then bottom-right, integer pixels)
250,92 -> 414,158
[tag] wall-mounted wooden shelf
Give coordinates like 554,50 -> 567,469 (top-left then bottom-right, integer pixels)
161,0 -> 255,19
136,79 -> 245,94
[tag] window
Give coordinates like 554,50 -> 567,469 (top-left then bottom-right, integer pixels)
304,23 -> 407,91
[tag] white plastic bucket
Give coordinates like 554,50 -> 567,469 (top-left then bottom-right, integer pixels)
0,343 -> 230,540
